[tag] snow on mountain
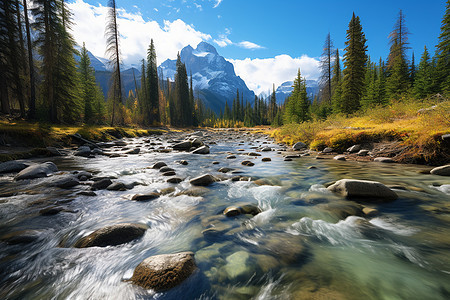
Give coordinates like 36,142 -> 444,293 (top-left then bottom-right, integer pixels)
273,80 -> 320,104
158,41 -> 255,113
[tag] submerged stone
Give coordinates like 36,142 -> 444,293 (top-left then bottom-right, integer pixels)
327,179 -> 398,202
74,223 -> 147,248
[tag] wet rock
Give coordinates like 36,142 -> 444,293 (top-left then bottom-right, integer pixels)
39,206 -> 65,216
108,153 -> 121,158
322,147 -> 334,153
285,155 -> 300,159
162,171 -> 175,176
91,178 -> 113,190
253,178 -> 280,186
178,187 -> 210,197
190,174 -> 217,186
131,193 -> 160,201
51,176 -> 80,189
160,187 -> 176,195
362,207 -> 379,217
74,223 -> 147,248
374,157 -> 395,163
190,138 -> 204,148
0,160 -> 29,174
212,161 -> 220,165
260,233 -> 305,264
317,202 -> 363,219
178,160 -> 188,165
241,160 -> 255,166
357,149 -> 369,156
15,162 -> 58,180
192,145 -> 210,154
74,146 -> 91,157
152,162 -> 167,169
292,142 -> 307,150
333,155 -> 346,161
224,251 -> 251,280
106,182 -> 127,191
77,191 -> 96,196
114,141 -> 127,147
262,157 -> 271,162
218,167 -> 234,173
284,158 -> 293,161
327,179 -> 398,202
165,176 -> 181,183
226,155 -> 236,159
223,204 -> 261,217
1,230 -> 41,245
130,252 -> 196,291
92,148 -> 104,155
173,141 -> 192,151
347,144 -> 361,153
125,148 -> 140,155
430,165 -> 450,176
247,152 -> 261,157
261,147 -> 272,152
74,171 -> 92,180
159,166 -> 174,173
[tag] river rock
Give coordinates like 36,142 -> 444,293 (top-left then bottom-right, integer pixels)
15,162 -> 58,180
223,204 -> 261,217
190,138 -> 204,148
114,141 -> 127,147
333,155 -> 346,161
262,157 -> 271,162
178,160 -> 188,165
430,165 -> 450,176
260,233 -> 305,264
374,157 -> 395,163
130,252 -> 196,291
248,152 -> 261,157
74,223 -> 147,248
192,145 -> 210,154
173,141 -> 192,151
162,171 -> 176,176
74,146 -> 91,157
357,149 -> 369,156
218,167 -> 233,173
152,162 -> 167,169
190,174 -> 217,186
322,147 -> 334,153
167,177 -> 182,183
106,182 -> 126,191
178,187 -> 210,197
327,179 -> 398,201
91,178 -> 113,190
0,160 -> 29,174
292,142 -> 307,150
241,160 -> 255,166
224,251 -> 251,280
362,207 -> 379,217
125,148 -> 140,155
51,176 -> 80,189
261,147 -> 272,152
226,155 -> 236,159
347,144 -> 361,153
132,193 -> 160,201
1,230 -> 41,245
284,158 -> 293,161
160,166 -> 174,173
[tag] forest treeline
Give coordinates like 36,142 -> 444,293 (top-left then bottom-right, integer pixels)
0,0 -> 448,128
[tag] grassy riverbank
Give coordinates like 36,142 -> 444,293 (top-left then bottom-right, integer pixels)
271,98 -> 450,165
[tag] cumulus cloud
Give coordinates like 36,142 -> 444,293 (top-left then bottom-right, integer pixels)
228,55 -> 320,96
68,0 -> 211,66
238,41 -> 264,50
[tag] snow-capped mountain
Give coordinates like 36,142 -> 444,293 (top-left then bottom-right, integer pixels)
274,80 -> 320,104
159,42 -> 255,113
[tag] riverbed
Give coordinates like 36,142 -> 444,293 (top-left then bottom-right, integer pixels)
0,130 -> 449,299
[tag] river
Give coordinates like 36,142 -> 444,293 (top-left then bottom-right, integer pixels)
0,130 -> 449,299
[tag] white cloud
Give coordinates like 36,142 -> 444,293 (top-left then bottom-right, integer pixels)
213,0 -> 223,8
228,55 -> 320,96
238,41 -> 263,50
68,0 -> 211,67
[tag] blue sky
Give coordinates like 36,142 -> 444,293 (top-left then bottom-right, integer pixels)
68,0 -> 446,95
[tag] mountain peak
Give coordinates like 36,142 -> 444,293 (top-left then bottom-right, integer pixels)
195,41 -> 218,55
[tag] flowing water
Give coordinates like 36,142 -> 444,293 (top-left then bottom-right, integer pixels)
0,130 -> 449,300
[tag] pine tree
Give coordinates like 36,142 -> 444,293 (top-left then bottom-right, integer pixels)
319,32 -> 334,104
23,0 -> 36,119
105,0 -> 122,126
435,0 -> 450,94
147,39 -> 159,125
173,53 -> 191,126
269,84 -> 277,123
410,52 -> 416,84
374,58 -> 388,105
283,69 -> 309,123
414,46 -> 434,98
386,10 -> 411,99
331,48 -> 342,110
340,13 -> 368,114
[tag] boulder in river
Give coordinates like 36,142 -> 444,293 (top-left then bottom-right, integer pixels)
327,179 -> 398,201
357,149 -> 369,156
347,144 -> 361,153
74,223 -> 147,248
333,155 -> 346,161
374,157 -> 395,163
322,147 -> 334,153
167,177 -> 183,184
91,178 -> 113,190
190,174 -> 217,186
15,162 -> 58,180
173,141 -> 192,151
106,182 -> 127,191
430,165 -> 450,176
131,193 -> 160,201
223,204 -> 261,217
292,142 -> 307,150
74,146 -> 91,157
262,157 -> 271,162
0,160 -> 29,174
130,252 -> 196,291
191,145 -> 210,154
51,175 -> 80,189
152,162 -> 167,169
125,148 -> 140,155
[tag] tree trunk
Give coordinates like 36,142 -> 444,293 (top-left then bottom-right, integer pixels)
23,0 -> 35,119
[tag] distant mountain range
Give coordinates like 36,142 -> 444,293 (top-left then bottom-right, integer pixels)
158,42 -> 255,113
75,42 -> 318,112
273,80 -> 320,105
